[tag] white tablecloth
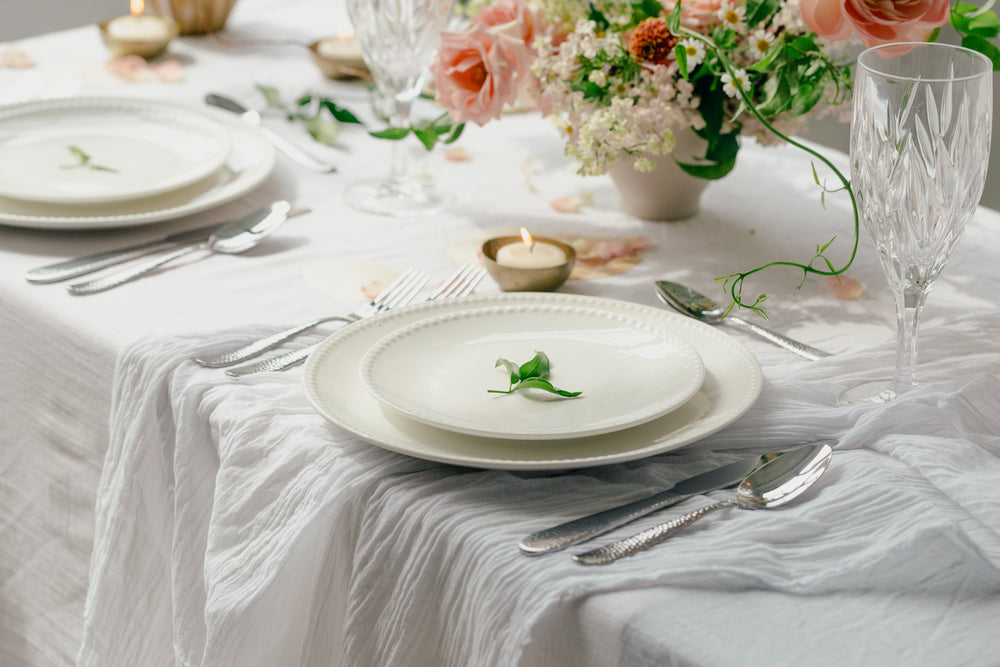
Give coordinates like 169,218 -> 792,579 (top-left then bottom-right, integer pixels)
1,1 -> 999,664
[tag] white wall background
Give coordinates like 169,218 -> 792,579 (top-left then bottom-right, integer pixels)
1,1 -> 998,210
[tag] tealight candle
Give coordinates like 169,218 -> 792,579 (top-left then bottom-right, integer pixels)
482,230 -> 576,292
100,0 -> 178,59
310,34 -> 369,79
495,228 -> 567,269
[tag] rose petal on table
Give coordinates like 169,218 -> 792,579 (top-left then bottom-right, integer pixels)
106,55 -> 152,82
153,59 -> 183,82
444,147 -> 470,161
827,274 -> 864,299
550,191 -> 594,213
1,44 -> 34,68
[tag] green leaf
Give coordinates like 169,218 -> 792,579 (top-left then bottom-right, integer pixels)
495,357 -> 520,384
514,377 -> 583,397
634,0 -> 663,21
962,33 -> 1000,69
305,117 -> 340,145
319,99 -> 363,124
518,351 -> 550,380
675,44 -> 689,79
665,0 -> 684,33
744,0 -> 779,28
953,3 -> 1000,37
370,127 -> 411,140
443,122 -> 465,144
413,127 -> 439,151
256,84 -> 282,107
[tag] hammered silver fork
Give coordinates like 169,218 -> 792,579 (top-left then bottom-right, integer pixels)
196,267 -> 428,369
222,264 -> 486,378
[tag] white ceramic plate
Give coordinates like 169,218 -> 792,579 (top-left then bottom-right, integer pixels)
360,304 -> 705,440
0,102 -> 276,230
303,293 -> 762,470
0,97 -> 232,205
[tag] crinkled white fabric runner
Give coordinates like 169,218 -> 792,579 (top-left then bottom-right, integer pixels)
78,311 -> 1000,667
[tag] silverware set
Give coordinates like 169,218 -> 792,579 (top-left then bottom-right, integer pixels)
200,263 -> 487,377
25,201 -> 296,293
521,441 -> 834,565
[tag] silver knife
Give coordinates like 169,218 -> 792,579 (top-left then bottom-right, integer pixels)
518,455 -> 761,556
25,207 -> 309,284
24,223 -> 223,284
205,94 -> 337,173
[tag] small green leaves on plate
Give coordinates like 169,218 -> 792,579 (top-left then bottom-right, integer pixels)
488,351 -> 582,398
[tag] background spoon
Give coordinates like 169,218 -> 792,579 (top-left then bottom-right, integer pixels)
655,280 -> 831,360
573,441 -> 833,565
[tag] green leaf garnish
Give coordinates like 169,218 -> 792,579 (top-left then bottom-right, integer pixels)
61,145 -> 117,173
488,351 -> 582,398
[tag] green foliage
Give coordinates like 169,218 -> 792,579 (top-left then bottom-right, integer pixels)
488,351 -> 583,398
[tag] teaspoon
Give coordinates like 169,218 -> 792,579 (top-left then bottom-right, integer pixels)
655,280 -> 831,360
573,441 -> 833,565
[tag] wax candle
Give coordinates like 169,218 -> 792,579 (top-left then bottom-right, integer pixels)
106,0 -> 173,42
318,36 -> 364,63
495,228 -> 567,269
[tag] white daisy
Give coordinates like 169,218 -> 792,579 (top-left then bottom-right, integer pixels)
717,3 -> 747,32
679,38 -> 706,68
722,69 -> 751,98
749,29 -> 774,60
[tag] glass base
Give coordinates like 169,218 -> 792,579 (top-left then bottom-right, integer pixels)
345,177 -> 448,218
838,380 -> 901,406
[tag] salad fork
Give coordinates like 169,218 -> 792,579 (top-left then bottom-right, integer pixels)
222,264 -> 486,377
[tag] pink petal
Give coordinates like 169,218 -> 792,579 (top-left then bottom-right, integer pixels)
827,275 -> 864,300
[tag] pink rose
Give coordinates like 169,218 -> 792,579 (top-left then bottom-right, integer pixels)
475,0 -> 539,46
431,22 -> 532,126
800,0 -> 950,47
660,0 -> 722,31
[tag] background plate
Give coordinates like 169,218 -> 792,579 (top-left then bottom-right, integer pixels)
0,100 -> 276,230
304,293 -> 762,470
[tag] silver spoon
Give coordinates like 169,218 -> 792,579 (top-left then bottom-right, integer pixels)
655,280 -> 831,360
66,201 -> 292,295
573,441 -> 833,565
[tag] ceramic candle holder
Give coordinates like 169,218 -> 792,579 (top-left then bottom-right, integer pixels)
482,236 -> 576,292
99,16 -> 179,59
309,38 -> 370,80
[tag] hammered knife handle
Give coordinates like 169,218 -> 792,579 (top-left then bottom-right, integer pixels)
728,316 -> 831,360
519,491 -> 695,555
24,241 -> 171,283
225,341 -> 320,377
66,244 -> 200,295
572,499 -> 737,566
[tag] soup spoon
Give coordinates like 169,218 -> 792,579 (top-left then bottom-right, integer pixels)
573,441 -> 833,565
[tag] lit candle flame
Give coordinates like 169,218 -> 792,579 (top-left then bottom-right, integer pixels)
519,227 -> 536,252
131,0 -> 144,17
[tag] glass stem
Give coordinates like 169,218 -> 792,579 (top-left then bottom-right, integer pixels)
891,286 -> 928,396
388,95 -> 413,186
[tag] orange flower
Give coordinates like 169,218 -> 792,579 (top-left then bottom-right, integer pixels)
628,17 -> 678,66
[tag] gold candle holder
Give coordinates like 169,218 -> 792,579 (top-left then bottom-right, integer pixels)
310,36 -> 370,80
99,10 -> 178,59
482,235 -> 576,292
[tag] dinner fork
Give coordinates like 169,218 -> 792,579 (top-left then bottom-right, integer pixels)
223,264 -> 486,377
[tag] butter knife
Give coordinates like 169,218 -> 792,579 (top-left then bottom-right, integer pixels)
518,455 -> 761,556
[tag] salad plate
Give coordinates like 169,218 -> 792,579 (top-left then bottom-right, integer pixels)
0,97 -> 231,205
304,293 -> 762,470
0,101 -> 276,230
359,304 -> 705,440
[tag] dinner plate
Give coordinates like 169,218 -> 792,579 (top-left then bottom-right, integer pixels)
0,101 -> 276,230
0,97 -> 231,205
303,293 -> 762,470
359,304 -> 705,440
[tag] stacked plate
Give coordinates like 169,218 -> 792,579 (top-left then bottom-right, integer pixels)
303,292 -> 763,470
0,97 -> 276,230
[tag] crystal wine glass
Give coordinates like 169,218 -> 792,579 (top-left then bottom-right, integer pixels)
842,42 -> 992,404
345,0 -> 454,217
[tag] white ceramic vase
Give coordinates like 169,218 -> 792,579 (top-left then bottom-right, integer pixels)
607,128 -> 710,221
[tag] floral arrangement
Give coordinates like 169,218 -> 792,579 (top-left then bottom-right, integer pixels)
428,0 -> 999,312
